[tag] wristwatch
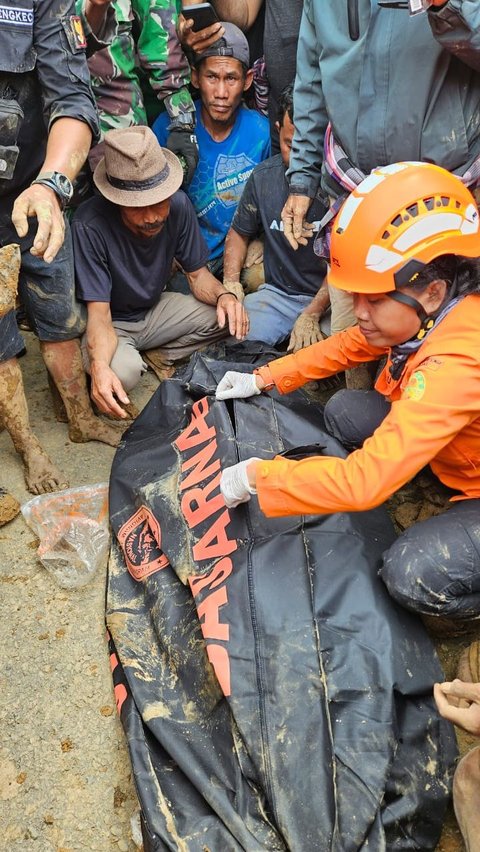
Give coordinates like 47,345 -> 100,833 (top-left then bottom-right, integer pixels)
31,171 -> 74,209
167,112 -> 196,132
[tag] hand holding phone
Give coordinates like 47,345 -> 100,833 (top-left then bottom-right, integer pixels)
181,3 -> 219,32
179,3 -> 224,54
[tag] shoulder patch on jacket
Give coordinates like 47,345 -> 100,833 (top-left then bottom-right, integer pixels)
403,370 -> 426,401
62,15 -> 86,52
421,356 -> 443,372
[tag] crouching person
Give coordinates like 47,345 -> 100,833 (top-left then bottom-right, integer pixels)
72,127 -> 249,419
215,163 -> 480,631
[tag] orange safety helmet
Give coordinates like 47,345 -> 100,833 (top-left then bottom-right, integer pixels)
328,162 -> 479,294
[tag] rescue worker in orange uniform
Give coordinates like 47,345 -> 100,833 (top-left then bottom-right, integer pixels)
216,162 -> 480,627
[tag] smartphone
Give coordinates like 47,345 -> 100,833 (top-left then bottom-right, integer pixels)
181,3 -> 220,32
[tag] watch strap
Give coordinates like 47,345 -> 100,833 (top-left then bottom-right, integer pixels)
167,113 -> 196,132
31,171 -> 73,209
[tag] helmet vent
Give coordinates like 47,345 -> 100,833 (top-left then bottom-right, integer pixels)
391,214 -> 403,228
406,203 -> 419,218
423,197 -> 435,210
382,230 -> 390,240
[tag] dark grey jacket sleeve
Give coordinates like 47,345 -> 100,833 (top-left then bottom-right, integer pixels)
34,0 -> 100,141
429,0 -> 480,72
285,0 -> 327,198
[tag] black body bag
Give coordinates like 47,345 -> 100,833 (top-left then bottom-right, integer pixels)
107,344 -> 457,851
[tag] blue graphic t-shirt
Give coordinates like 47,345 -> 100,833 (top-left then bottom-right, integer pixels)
153,100 -> 270,259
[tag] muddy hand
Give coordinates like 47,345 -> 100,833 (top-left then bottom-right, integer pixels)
281,194 -> 313,250
0,243 -> 21,317
244,238 -> 264,268
287,313 -> 324,352
11,184 -> 65,263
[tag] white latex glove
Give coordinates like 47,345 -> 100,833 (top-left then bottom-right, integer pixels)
216,370 -> 261,400
220,458 -> 261,508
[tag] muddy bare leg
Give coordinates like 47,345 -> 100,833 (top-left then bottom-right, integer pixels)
40,339 -> 120,447
453,746 -> 480,852
0,358 -> 68,493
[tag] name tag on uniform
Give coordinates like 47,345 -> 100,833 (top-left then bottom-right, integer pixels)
0,5 -> 34,26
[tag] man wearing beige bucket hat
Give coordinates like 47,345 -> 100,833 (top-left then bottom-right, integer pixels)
72,126 -> 248,418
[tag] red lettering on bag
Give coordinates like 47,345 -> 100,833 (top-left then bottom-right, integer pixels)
193,509 -> 237,561
180,440 -> 220,491
189,557 -> 233,595
206,645 -> 231,696
174,398 -> 215,451
196,586 -> 229,641
181,472 -> 224,526
176,397 -> 238,697
114,683 -> 128,715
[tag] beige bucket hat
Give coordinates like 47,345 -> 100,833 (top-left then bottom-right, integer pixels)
93,126 -> 184,207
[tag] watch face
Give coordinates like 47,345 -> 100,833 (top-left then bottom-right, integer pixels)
56,173 -> 73,200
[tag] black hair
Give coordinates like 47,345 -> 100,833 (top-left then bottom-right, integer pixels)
407,254 -> 480,299
277,82 -> 294,127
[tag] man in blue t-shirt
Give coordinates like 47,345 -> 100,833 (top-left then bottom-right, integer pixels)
222,84 -> 330,350
152,22 -> 270,288
72,126 -> 248,419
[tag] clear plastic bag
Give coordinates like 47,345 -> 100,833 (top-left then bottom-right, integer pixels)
21,483 -> 110,589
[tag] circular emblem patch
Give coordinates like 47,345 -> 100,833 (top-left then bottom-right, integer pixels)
117,506 -> 169,580
403,370 -> 426,401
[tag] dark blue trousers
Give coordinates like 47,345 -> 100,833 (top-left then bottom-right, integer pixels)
324,389 -> 480,619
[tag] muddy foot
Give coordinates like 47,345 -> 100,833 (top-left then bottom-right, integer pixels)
22,439 -> 69,494
0,486 -> 20,526
68,417 -> 121,448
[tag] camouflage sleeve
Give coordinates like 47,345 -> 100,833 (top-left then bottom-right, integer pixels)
76,1 -> 148,159
75,0 -> 117,57
132,0 -> 194,120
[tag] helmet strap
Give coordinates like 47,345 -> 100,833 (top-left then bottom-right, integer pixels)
386,290 -> 428,322
387,272 -> 458,341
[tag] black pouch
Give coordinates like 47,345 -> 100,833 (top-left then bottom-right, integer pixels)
0,99 -> 24,181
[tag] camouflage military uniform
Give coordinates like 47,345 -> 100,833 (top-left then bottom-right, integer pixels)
77,0 -> 194,167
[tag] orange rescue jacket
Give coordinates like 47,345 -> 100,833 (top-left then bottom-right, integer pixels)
255,295 -> 480,516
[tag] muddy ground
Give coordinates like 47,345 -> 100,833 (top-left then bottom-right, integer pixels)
0,333 -> 478,851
